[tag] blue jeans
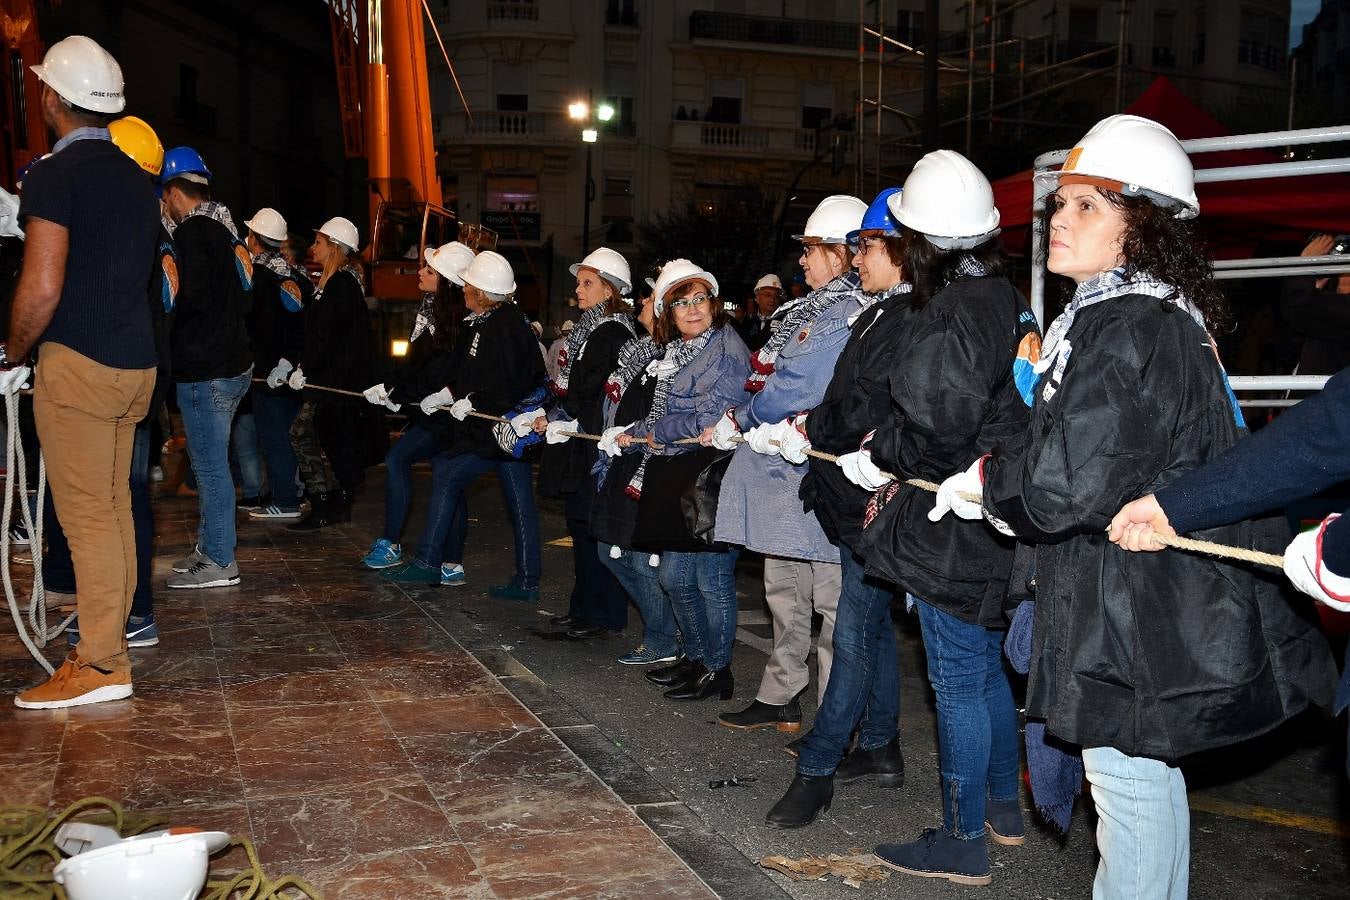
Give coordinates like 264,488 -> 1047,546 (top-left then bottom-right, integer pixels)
416,453 -> 540,589
44,423 -> 155,619
382,423 -> 443,542
177,370 -> 251,566
915,600 -> 1021,839
1082,746 -> 1190,900
231,411 -> 264,497
600,543 -> 677,656
659,547 -> 739,671
251,391 -> 302,506
798,546 -> 899,777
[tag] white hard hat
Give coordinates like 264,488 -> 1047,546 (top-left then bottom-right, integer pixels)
461,250 -> 517,296
1040,114 -> 1198,219
54,830 -> 229,900
318,216 -> 360,253
651,258 -> 718,317
425,240 -> 475,286
244,208 -> 288,244
754,273 -> 782,292
31,35 -> 125,114
569,246 -> 632,296
889,150 -> 1001,250
792,194 -> 868,243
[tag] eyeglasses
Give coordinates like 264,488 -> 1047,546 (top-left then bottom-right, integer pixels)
854,235 -> 885,256
670,293 -> 712,310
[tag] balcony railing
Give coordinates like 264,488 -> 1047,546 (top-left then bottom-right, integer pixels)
487,0 -> 537,22
670,120 -> 855,161
435,111 -> 573,144
689,11 -> 854,52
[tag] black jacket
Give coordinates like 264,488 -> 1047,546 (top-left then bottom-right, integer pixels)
169,215 -> 252,382
539,318 -> 634,497
984,295 -> 1335,761
590,352 -> 658,547
801,292 -> 915,553
145,227 -> 176,424
860,276 -> 1039,626
248,260 -> 308,395
299,267 -> 373,396
1277,277 -> 1350,376
392,304 -> 545,459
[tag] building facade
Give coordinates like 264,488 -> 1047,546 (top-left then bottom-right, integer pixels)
1292,0 -> 1350,126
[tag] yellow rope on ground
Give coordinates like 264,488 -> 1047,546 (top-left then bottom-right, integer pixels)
0,798 -> 322,899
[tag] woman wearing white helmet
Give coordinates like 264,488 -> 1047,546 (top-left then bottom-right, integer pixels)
609,259 -> 751,701
358,241 -> 475,572
535,246 -> 639,636
381,250 -> 547,601
285,216 -> 379,529
704,194 -> 868,737
933,115 -> 1335,897
823,153 -> 1038,884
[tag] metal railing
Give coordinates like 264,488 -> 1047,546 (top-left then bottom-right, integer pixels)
670,120 -> 859,160
1028,124 -> 1350,406
434,111 -> 572,144
689,11 -> 855,52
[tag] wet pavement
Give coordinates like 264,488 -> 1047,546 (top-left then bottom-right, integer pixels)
0,463 -> 1346,898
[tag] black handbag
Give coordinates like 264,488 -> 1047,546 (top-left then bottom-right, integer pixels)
630,447 -> 735,553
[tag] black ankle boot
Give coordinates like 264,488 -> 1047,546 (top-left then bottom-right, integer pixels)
765,773 -> 834,828
664,666 -> 732,701
287,491 -> 334,531
835,736 -> 904,788
718,697 -> 802,732
645,656 -> 698,687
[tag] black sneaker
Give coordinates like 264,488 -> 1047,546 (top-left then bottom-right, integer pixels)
237,495 -> 265,511
835,736 -> 904,788
874,828 -> 991,887
718,698 -> 802,733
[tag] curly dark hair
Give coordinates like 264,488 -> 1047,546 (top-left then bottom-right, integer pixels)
430,278 -> 465,351
898,231 -> 1008,309
1037,188 -> 1231,333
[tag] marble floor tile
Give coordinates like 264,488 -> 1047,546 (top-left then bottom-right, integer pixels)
435,770 -> 642,842
0,751 -> 59,807
222,668 -> 364,708
377,694 -> 538,738
229,701 -> 397,751
401,728 -> 588,786
274,845 -> 493,899
236,736 -> 417,801
350,659 -> 503,702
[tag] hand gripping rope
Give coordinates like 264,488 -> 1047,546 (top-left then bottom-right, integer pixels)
265,378 -> 1285,570
3,389 -> 70,675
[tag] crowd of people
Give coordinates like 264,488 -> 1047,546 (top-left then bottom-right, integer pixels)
2,34 -> 1346,899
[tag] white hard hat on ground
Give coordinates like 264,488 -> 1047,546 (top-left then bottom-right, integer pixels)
652,258 -> 718,317
54,830 -> 229,900
889,149 -> 1001,250
31,35 -> 125,113
1038,114 -> 1198,219
569,247 -> 632,296
792,194 -> 868,243
754,274 -> 782,291
462,250 -> 517,296
244,208 -> 288,244
425,240 -> 475,286
318,217 -> 360,253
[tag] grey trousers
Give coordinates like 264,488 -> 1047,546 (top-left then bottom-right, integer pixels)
756,557 -> 842,706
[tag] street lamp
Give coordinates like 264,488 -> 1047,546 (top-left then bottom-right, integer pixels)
569,93 -> 616,255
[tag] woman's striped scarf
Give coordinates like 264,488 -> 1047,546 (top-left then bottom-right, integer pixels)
624,327 -> 717,499
745,271 -> 862,393
552,304 -> 635,396
605,334 -> 663,404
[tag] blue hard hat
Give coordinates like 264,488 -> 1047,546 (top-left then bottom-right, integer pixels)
160,146 -> 212,185
847,187 -> 903,244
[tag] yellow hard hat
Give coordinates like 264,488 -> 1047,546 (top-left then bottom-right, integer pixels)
108,115 -> 164,177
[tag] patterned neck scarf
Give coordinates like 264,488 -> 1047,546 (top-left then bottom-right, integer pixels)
952,254 -> 987,279
183,201 -> 240,239
624,326 -> 717,499
410,291 -> 436,342
605,333 -> 663,404
745,271 -> 862,393
849,280 -> 913,328
316,263 -> 364,302
553,304 -> 635,396
1034,266 -> 1205,405
254,249 -> 290,280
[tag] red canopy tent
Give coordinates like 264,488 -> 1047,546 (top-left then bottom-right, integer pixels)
991,77 -> 1350,256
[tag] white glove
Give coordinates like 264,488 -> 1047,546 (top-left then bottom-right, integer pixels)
598,424 -> 631,458
510,408 -> 545,437
449,397 -> 474,421
777,419 -> 811,465
363,383 -> 390,406
710,410 -> 741,451
745,420 -> 788,455
0,364 -> 31,395
266,358 -> 294,389
1284,517 -> 1350,612
286,367 -> 306,391
837,449 -> 890,491
928,457 -> 986,523
0,186 -> 23,239
545,419 -> 574,445
418,386 -> 455,416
